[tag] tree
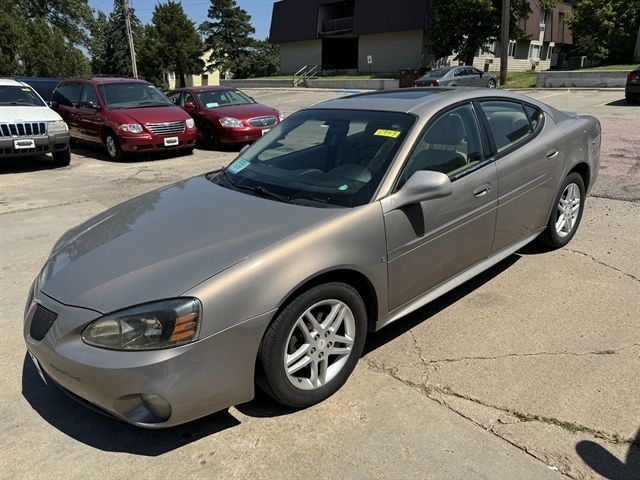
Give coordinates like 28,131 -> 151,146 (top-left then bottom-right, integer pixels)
89,0 -> 142,76
0,6 -> 27,76
23,0 -> 93,46
428,0 -> 532,66
137,25 -> 167,87
199,0 -> 255,76
144,1 -> 205,87
565,0 -> 640,64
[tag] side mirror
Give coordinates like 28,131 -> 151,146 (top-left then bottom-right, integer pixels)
86,101 -> 100,110
250,97 -> 255,102
49,101 -> 59,110
184,101 -> 195,109
381,170 -> 452,213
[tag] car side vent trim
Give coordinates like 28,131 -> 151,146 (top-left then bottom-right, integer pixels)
30,304 -> 59,341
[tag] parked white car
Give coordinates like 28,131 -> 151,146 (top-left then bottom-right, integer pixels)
0,78 -> 71,165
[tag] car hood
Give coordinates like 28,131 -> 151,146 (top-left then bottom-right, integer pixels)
0,106 -> 63,122
204,103 -> 278,120
109,105 -> 189,124
41,175 -> 343,313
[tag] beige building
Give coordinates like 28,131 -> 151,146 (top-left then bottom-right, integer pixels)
167,51 -> 220,89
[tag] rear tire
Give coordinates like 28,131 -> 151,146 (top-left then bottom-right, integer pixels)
487,79 -> 497,89
103,130 -> 125,162
256,282 -> 367,409
202,123 -> 220,150
52,145 -> 71,166
539,172 -> 585,249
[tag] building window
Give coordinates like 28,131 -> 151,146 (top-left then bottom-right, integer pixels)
479,41 -> 497,56
558,13 -> 565,43
540,10 -> 549,28
508,41 -> 517,58
529,43 -> 541,60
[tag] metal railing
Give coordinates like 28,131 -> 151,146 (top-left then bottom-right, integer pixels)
293,65 -> 320,86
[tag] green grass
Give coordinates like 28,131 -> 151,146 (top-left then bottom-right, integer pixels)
497,70 -> 539,89
582,64 -> 638,71
251,74 -> 396,80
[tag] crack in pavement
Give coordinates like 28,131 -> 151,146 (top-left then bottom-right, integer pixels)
425,343 -> 640,365
566,248 -> 640,283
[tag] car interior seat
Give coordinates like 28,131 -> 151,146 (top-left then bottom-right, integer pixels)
488,112 -> 531,151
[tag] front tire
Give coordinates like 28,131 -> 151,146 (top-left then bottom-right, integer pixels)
202,123 -> 220,150
256,282 -> 367,408
103,130 -> 125,162
52,145 -> 71,166
539,172 -> 585,249
487,79 -> 497,89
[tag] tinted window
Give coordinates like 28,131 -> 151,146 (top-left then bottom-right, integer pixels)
221,109 -> 415,208
166,91 -> 182,105
53,82 -> 83,107
98,82 -> 172,109
424,69 -> 451,78
481,101 -> 532,153
524,104 -> 543,132
401,103 -> 484,182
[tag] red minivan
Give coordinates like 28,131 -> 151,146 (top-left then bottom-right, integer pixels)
51,77 -> 198,161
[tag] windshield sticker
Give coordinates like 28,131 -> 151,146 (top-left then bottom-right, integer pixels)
22,88 -> 31,92
227,158 -> 250,174
338,184 -> 348,191
148,85 -> 156,88
374,129 -> 401,139
206,102 -> 219,108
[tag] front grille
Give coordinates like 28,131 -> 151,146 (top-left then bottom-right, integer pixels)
30,304 -> 58,341
145,121 -> 184,135
0,122 -> 48,137
248,116 -> 277,128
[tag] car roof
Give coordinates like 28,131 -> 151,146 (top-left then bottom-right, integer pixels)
308,88 -> 547,115
63,77 -> 150,85
0,78 -> 28,87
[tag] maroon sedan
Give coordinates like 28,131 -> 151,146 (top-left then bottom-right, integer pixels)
167,86 -> 284,150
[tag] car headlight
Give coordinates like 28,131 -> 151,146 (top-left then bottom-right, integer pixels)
219,117 -> 244,128
82,298 -> 202,350
48,120 -> 68,133
119,124 -> 144,134
278,111 -> 285,121
185,118 -> 195,129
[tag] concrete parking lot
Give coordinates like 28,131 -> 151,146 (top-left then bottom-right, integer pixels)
1,89 -> 638,479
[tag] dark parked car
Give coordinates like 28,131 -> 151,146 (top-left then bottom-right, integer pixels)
625,66 -> 640,103
51,77 -> 198,161
25,88 -> 600,428
167,86 -> 284,150
413,66 -> 497,88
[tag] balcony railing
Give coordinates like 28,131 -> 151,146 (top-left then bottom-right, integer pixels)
321,17 -> 354,34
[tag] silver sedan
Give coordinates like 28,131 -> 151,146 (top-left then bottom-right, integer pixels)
413,66 -> 498,88
24,88 -> 600,428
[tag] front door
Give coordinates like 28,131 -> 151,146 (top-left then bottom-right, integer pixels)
384,103 -> 498,311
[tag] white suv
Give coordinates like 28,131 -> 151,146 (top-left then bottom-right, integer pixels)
0,78 -> 71,165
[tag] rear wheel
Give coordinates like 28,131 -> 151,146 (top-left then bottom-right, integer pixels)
103,130 -> 125,162
487,79 -> 497,89
256,282 -> 367,408
52,145 -> 71,166
202,123 -> 220,150
539,172 -> 585,249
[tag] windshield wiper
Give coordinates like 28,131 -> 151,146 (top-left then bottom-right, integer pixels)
219,169 -> 290,203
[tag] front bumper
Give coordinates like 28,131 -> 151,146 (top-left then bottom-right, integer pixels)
218,126 -> 273,144
24,290 -> 274,428
116,129 -> 198,153
0,132 -> 70,158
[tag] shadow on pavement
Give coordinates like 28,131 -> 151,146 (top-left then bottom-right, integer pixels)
576,428 -> 640,480
21,354 -> 240,455
363,254 -> 521,356
0,155 -> 64,174
601,99 -> 638,107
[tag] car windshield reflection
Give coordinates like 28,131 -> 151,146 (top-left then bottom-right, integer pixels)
216,109 -> 415,208
98,83 -> 172,109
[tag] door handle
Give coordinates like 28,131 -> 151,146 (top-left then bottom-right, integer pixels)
546,147 -> 559,158
473,183 -> 491,197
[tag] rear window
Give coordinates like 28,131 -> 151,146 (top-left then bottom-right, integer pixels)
424,69 -> 451,78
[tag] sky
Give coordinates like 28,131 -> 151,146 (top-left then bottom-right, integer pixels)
89,0 -> 276,40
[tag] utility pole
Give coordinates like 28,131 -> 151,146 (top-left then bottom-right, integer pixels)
500,0 -> 510,86
123,0 -> 138,78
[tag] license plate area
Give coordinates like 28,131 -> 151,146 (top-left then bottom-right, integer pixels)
164,136 -> 178,146
28,351 -> 47,384
261,129 -> 270,136
14,138 -> 35,149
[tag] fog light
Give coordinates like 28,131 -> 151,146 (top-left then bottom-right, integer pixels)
133,146 -> 139,151
140,393 -> 171,421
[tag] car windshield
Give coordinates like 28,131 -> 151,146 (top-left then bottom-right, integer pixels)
98,83 -> 172,109
0,86 -> 46,106
424,69 -> 451,78
197,89 -> 254,108
215,109 -> 415,208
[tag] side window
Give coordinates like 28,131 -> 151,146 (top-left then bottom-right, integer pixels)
524,104 -> 543,132
402,103 -> 484,181
79,85 -> 100,109
166,91 -> 182,106
52,84 -> 69,106
480,100 -> 533,153
184,93 -> 195,105
454,68 -> 466,77
62,82 -> 83,108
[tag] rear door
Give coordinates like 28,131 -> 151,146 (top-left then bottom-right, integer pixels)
384,102 -> 498,311
478,100 -> 566,252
